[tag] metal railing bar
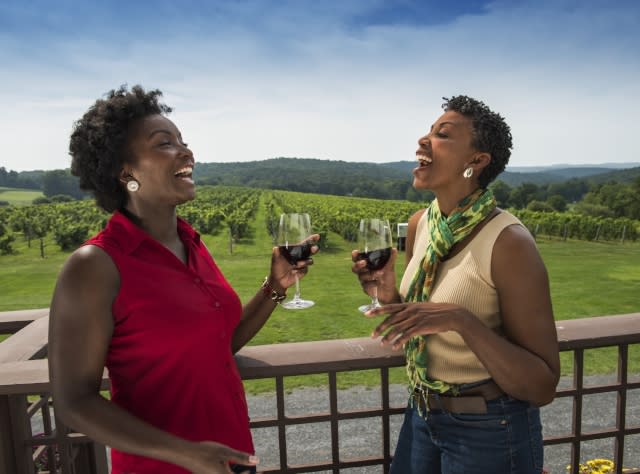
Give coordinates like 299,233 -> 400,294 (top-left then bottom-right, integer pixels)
380,366 -> 392,474
40,396 -> 56,474
616,344 -> 629,471
328,371 -> 339,473
260,456 -> 387,473
26,396 -> 48,418
555,380 -> 640,397
249,406 -> 406,428
570,348 -> 584,474
544,424 -> 640,444
23,434 -> 94,447
275,375 -> 287,471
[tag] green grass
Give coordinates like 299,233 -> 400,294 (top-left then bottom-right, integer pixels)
0,187 -> 44,206
1,200 -> 639,393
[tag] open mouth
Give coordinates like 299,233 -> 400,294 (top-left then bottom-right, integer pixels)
415,155 -> 432,167
174,166 -> 193,179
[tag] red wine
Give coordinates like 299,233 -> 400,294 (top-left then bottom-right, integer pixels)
279,243 -> 312,265
357,247 -> 391,271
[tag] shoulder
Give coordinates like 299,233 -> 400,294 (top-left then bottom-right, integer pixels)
50,245 -> 120,328
491,213 -> 546,283
493,211 -> 535,252
409,208 -> 427,226
57,245 -> 119,292
407,208 -> 427,234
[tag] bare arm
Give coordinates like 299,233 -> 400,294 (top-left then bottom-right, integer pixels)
455,224 -> 560,405
49,245 -> 256,473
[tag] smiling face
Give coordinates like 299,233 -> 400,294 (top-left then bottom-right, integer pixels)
412,110 -> 483,194
122,114 -> 196,208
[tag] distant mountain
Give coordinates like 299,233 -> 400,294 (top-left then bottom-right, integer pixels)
379,161 -> 640,187
193,157 -> 420,201
508,162 -> 640,172
583,166 -> 640,184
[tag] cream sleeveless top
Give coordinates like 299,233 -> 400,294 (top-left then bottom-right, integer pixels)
399,210 -> 525,384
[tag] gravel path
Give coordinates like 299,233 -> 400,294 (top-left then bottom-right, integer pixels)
247,375 -> 640,474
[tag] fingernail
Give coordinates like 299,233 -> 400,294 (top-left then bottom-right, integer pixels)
249,455 -> 259,464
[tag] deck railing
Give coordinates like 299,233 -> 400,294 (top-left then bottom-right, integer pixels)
1,309 -> 639,473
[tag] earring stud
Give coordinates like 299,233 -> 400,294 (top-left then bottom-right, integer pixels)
127,180 -> 140,192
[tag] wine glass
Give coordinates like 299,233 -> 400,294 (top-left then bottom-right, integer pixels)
277,213 -> 315,309
356,218 -> 393,313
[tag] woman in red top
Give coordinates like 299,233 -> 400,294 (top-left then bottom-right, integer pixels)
48,85 -> 317,474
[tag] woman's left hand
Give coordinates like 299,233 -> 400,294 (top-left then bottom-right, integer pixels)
269,234 -> 320,291
365,301 -> 472,350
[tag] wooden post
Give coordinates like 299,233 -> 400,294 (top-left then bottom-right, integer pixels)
0,394 -> 35,474
563,223 -> 569,241
621,225 -> 626,244
594,223 -> 601,241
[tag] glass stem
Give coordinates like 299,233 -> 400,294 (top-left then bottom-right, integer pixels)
371,283 -> 380,307
293,274 -> 301,300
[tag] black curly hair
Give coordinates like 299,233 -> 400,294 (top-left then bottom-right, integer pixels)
69,85 -> 172,212
442,95 -> 513,189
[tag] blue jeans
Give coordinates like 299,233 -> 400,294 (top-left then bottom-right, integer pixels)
390,395 -> 543,474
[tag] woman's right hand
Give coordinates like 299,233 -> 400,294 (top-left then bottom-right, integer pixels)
188,441 -> 258,474
351,248 -> 400,305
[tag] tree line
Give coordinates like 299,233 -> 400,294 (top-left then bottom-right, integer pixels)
2,160 -> 640,220
489,177 -> 640,220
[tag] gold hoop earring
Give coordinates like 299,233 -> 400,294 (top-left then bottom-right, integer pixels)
127,180 -> 140,192
463,167 -> 474,179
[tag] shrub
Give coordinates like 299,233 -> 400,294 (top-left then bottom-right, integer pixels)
54,224 -> 89,251
32,196 -> 51,205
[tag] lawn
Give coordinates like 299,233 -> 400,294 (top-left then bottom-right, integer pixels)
1,199 -> 639,391
0,187 -> 44,206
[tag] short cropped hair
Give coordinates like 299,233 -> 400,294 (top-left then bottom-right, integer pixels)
69,85 -> 172,212
442,95 -> 513,188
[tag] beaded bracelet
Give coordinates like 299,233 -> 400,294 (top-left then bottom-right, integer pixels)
261,276 -> 287,304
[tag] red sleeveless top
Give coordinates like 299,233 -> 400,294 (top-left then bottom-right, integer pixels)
86,211 -> 253,473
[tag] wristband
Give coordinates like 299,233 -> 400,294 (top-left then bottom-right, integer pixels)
261,276 -> 287,304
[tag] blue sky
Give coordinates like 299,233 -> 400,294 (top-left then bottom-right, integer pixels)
1,0 -> 639,171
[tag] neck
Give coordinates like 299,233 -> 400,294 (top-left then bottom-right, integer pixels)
122,203 -> 179,245
434,184 -> 481,216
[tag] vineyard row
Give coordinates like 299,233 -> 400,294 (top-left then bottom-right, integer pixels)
0,186 -> 637,256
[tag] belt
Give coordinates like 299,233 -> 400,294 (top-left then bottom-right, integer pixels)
412,380 -> 505,415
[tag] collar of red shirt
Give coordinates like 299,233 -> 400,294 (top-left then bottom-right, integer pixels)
109,210 -> 201,255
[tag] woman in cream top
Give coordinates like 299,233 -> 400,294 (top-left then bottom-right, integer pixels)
352,96 -> 559,474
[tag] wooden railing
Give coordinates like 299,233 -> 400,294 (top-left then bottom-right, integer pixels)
1,309 -> 639,474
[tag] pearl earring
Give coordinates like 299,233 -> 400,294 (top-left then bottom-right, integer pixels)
127,180 -> 140,192
463,167 -> 474,179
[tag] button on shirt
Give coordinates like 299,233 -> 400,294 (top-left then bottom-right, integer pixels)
86,211 -> 253,474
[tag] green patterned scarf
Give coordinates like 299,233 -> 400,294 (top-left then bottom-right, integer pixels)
404,188 -> 496,395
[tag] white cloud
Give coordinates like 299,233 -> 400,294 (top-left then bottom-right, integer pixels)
1,0 -> 638,171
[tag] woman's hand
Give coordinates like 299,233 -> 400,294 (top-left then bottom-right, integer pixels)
269,234 -> 320,292
188,441 -> 259,474
365,301 -> 472,350
351,248 -> 400,304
